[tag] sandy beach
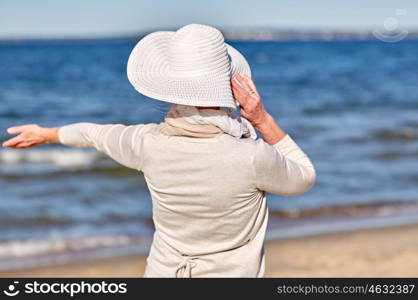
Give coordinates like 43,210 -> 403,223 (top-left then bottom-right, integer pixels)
1,224 -> 418,278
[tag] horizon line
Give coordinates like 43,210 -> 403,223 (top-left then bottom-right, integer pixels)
1,26 -> 418,42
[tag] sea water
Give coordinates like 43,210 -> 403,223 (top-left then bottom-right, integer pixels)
0,39 -> 418,269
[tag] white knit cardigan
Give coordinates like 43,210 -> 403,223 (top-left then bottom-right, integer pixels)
59,120 -> 315,277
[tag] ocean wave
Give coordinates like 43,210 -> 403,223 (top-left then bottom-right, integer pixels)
0,148 -> 101,167
270,200 -> 418,219
0,166 -> 139,180
0,216 -> 73,229
372,151 -> 418,160
375,128 -> 418,142
0,234 -> 133,258
0,148 -> 143,179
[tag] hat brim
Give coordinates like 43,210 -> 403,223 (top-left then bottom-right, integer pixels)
127,31 -> 251,109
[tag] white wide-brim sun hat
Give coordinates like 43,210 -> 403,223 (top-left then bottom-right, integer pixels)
127,24 -> 251,110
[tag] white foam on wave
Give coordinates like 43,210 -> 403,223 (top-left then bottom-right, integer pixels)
0,235 -> 131,258
0,148 -> 100,167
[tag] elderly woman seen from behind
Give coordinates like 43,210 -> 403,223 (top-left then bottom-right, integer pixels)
3,24 -> 316,278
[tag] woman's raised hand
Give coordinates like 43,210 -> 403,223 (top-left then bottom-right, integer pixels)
231,74 -> 269,128
2,124 -> 60,149
231,74 -> 286,145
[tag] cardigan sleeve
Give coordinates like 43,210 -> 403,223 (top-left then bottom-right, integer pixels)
253,134 -> 316,196
58,122 -> 151,170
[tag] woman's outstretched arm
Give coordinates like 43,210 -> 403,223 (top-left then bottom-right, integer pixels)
3,123 -> 151,170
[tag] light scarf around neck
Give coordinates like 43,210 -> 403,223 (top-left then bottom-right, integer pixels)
160,104 -> 257,139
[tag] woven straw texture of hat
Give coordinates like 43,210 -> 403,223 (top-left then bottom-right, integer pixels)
127,24 -> 251,109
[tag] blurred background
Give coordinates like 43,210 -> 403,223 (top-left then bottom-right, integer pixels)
0,0 -> 418,276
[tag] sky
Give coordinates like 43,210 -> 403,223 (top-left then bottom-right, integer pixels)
0,0 -> 417,39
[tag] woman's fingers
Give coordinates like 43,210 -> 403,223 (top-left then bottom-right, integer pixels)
238,77 -> 255,95
232,74 -> 253,95
4,125 -> 29,148
233,74 -> 258,98
231,74 -> 269,128
3,134 -> 39,149
232,74 -> 249,91
231,80 -> 244,96
232,74 -> 243,88
235,74 -> 251,92
7,126 -> 23,134
242,74 -> 258,93
231,76 -> 249,106
7,124 -> 35,135
14,141 -> 35,149
232,74 -> 266,127
231,76 -> 246,97
2,134 -> 24,148
3,124 -> 54,148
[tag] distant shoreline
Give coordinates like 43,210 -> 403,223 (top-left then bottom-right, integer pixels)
1,29 -> 418,43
